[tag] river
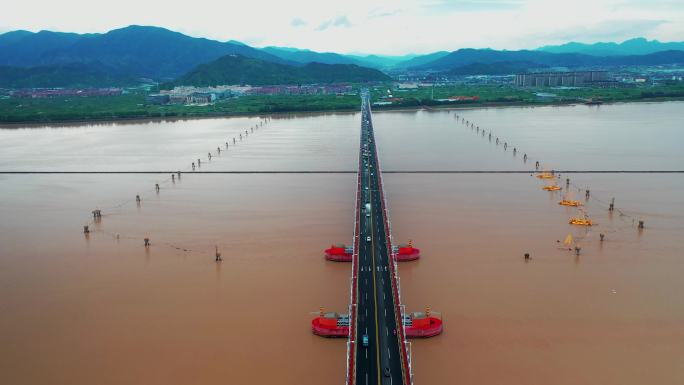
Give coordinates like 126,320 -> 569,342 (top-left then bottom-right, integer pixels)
1,102 -> 682,385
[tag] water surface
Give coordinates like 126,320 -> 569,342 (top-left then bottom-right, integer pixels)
1,102 -> 683,385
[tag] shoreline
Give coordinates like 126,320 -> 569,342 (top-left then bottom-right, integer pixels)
1,97 -> 683,128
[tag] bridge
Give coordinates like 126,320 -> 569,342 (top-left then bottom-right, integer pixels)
350,89 -> 410,385
312,90 -> 442,385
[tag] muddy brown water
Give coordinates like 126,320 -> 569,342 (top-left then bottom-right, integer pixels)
1,102 -> 683,384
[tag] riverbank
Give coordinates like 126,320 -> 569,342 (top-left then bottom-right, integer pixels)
2,84 -> 684,125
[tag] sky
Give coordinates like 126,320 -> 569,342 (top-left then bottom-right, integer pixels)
1,0 -> 682,55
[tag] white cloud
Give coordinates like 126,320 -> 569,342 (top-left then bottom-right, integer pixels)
315,16 -> 352,31
290,18 -> 307,27
0,0 -> 682,54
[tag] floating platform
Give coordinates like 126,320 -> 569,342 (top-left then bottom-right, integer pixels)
312,312 -> 349,337
325,242 -> 421,262
403,312 -> 443,338
324,244 -> 353,262
312,310 -> 442,339
393,243 -> 421,261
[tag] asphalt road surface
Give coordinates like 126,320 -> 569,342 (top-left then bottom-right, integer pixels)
354,92 -> 407,385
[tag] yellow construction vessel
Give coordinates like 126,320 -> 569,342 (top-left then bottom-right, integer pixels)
559,199 -> 582,206
569,210 -> 593,226
543,184 -> 562,191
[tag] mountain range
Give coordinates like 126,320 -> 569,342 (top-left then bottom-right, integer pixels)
171,54 -> 390,87
538,38 -> 684,56
411,48 -> 684,72
1,26 -> 683,87
0,26 -> 289,80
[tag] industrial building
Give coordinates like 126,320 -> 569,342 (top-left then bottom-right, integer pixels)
514,71 -> 608,87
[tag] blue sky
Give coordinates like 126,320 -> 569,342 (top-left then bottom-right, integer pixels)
1,0 -> 682,54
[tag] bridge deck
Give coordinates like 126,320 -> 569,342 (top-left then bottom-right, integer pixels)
348,91 -> 411,385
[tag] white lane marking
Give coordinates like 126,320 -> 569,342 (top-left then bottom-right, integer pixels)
388,347 -> 391,358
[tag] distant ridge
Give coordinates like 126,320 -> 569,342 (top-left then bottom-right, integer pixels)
410,48 -> 684,71
172,54 -> 390,86
538,38 -> 684,56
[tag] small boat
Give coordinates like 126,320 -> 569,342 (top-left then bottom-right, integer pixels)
543,185 -> 562,191
559,199 -> 582,207
537,172 -> 555,179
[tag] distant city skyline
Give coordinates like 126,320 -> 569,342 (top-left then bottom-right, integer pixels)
1,0 -> 682,55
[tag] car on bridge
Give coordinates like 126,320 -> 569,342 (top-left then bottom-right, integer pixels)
362,334 -> 369,347
366,236 -> 371,242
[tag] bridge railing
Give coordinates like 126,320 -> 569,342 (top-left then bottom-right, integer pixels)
366,100 -> 413,385
346,104 -> 364,385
